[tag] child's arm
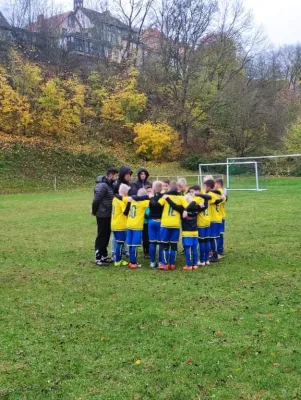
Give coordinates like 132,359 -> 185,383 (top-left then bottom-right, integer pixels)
123,200 -> 132,216
165,197 -> 184,213
131,195 -> 149,201
195,193 -> 212,200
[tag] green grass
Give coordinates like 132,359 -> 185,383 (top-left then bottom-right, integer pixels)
1,179 -> 301,399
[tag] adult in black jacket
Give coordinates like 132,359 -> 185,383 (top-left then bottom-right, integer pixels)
131,167 -> 151,195
114,165 -> 135,195
92,167 -> 118,266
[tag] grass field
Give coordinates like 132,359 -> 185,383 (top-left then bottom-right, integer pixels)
1,178 -> 301,400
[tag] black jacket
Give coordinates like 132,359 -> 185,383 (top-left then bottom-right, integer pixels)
131,167 -> 151,195
114,165 -> 135,195
149,193 -> 163,220
92,176 -> 115,218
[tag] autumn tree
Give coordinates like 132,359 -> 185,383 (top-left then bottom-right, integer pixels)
0,67 -> 32,135
134,122 -> 181,160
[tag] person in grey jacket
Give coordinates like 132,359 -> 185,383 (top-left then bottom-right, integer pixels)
92,167 -> 118,266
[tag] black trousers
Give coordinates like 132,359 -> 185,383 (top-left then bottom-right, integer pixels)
143,223 -> 149,255
95,217 -> 111,260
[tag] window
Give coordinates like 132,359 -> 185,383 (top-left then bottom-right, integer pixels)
68,15 -> 75,28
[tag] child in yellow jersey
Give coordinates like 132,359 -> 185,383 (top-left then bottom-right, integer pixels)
215,179 -> 227,258
126,188 -> 150,269
195,179 -> 225,263
192,185 -> 211,266
158,181 -> 188,271
111,184 -> 132,267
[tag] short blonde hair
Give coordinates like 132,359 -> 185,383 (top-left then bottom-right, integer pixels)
203,175 -> 214,183
138,188 -> 148,196
119,183 -> 130,196
152,180 -> 163,192
185,193 -> 193,203
177,177 -> 187,186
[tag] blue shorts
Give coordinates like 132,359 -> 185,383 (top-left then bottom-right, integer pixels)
160,227 -> 180,243
198,227 -> 210,240
182,236 -> 198,247
113,230 -> 126,243
126,229 -> 142,246
148,219 -> 161,243
209,222 -> 221,239
220,219 -> 225,234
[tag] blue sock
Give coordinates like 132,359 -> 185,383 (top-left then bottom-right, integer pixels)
199,240 -> 205,263
218,234 -> 224,254
159,243 -> 163,264
115,242 -> 123,262
149,242 -> 156,263
162,246 -> 170,265
129,246 -> 136,264
170,249 -> 177,265
184,247 -> 192,266
192,244 -> 198,266
205,239 -> 210,262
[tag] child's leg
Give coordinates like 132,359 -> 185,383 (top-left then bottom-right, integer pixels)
115,242 -> 123,262
192,239 -> 198,266
158,242 -> 163,264
162,244 -> 170,265
204,239 -> 210,262
169,243 -> 177,265
129,246 -> 136,264
184,246 -> 192,267
143,223 -> 149,256
199,239 -> 205,263
218,219 -> 225,254
149,242 -> 156,263
218,234 -> 224,254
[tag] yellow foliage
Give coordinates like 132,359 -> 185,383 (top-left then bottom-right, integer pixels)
101,68 -> 146,125
134,122 -> 181,161
9,49 -> 42,99
285,119 -> 301,152
36,77 -> 91,138
0,67 -> 32,135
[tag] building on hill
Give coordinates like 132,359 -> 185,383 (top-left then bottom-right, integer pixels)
24,0 -> 143,63
0,11 -> 13,38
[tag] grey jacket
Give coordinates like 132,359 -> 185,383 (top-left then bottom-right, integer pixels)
92,176 -> 115,218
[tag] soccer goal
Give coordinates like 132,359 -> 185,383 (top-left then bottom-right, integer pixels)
199,161 -> 265,191
227,154 -> 301,190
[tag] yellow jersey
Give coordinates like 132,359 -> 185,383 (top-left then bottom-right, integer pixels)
208,191 -> 222,223
111,197 -> 129,231
127,199 -> 149,230
159,194 -> 188,228
219,189 -> 226,219
194,196 -> 210,228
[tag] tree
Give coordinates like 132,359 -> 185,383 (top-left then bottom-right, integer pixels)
112,0 -> 154,64
0,67 -> 32,135
101,68 -> 147,125
134,122 -> 181,160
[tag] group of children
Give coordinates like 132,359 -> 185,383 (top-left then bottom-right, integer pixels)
111,176 -> 227,270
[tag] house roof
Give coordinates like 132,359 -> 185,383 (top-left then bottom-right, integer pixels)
0,11 -> 10,28
80,8 -> 132,31
26,11 -> 72,32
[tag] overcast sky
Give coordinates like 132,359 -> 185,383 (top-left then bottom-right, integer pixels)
1,0 -> 300,46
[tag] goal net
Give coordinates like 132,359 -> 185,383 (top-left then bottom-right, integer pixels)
227,154 -> 301,190
199,161 -> 265,191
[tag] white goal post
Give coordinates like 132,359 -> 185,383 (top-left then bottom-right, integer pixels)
199,161 -> 266,191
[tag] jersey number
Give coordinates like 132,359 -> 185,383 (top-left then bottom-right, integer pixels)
130,205 -> 137,218
168,206 -> 175,216
203,209 -> 209,216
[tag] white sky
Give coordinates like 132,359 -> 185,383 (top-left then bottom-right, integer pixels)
1,0 -> 301,46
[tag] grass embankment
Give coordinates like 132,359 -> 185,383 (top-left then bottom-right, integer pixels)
0,136 -> 193,194
1,179 -> 301,399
